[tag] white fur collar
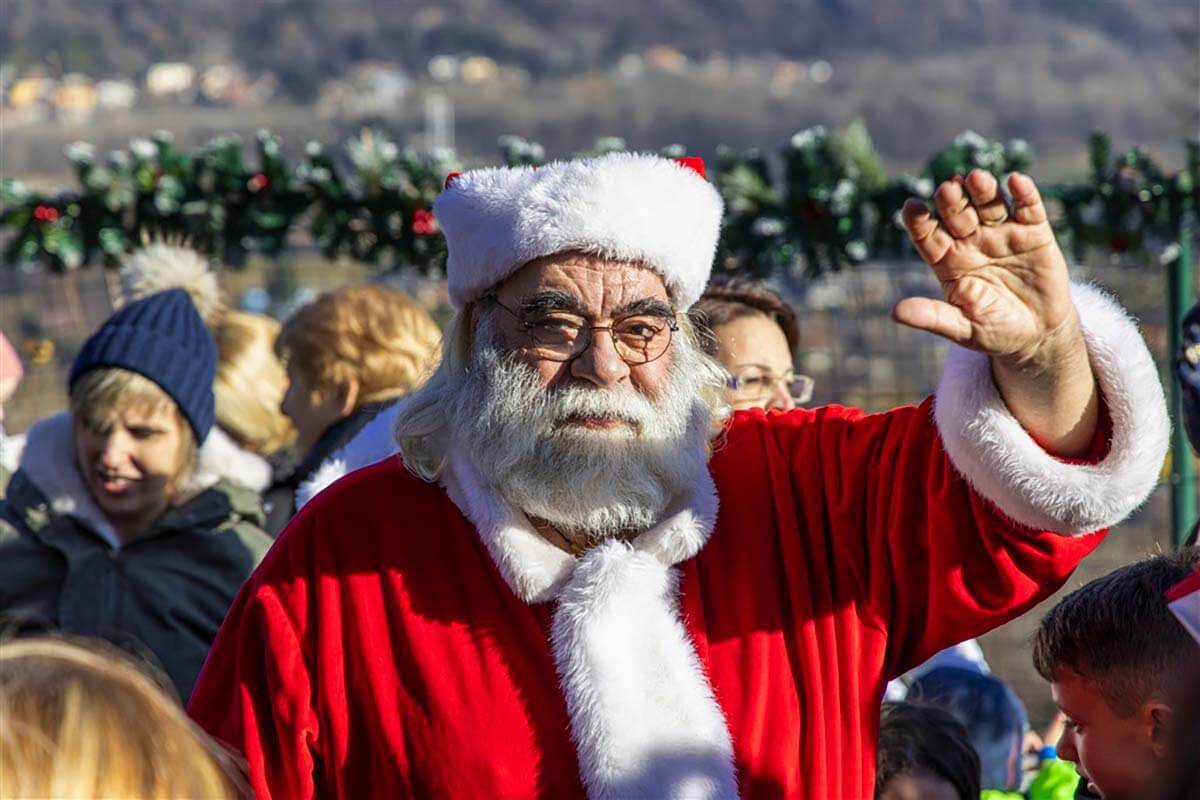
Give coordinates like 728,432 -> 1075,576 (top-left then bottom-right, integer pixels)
18,413 -> 238,549
203,427 -> 273,492
440,440 -> 735,799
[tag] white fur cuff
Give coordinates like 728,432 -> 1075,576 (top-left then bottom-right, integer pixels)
934,282 -> 1170,535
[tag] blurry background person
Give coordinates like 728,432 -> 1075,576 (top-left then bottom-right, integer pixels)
0,636 -> 240,799
876,701 -> 982,800
0,332 -> 25,492
689,276 -> 812,412
907,666 -> 1033,796
120,242 -> 296,500
270,283 -> 440,529
0,288 -> 271,702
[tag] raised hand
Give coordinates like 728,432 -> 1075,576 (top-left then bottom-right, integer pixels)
898,169 -> 1098,455
895,169 -> 1075,364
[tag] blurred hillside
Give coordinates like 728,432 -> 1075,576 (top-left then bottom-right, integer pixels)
2,0 -> 1197,179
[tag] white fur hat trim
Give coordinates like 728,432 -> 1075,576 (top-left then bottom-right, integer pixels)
434,153 -> 724,309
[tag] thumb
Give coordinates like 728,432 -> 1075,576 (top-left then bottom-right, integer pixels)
892,297 -> 974,346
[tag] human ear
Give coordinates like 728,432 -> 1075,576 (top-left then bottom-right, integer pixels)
1148,702 -> 1174,758
337,377 -> 360,417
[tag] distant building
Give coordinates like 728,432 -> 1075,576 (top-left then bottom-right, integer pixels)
318,62 -> 407,119
145,62 -> 196,100
643,45 -> 688,75
459,55 -> 499,85
427,54 -> 460,83
96,79 -> 137,111
52,73 -> 97,123
7,73 -> 56,124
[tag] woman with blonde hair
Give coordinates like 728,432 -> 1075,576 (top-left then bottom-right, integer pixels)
0,636 -> 240,799
270,283 -> 441,525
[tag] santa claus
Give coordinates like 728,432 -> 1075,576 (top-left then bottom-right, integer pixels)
190,154 -> 1168,799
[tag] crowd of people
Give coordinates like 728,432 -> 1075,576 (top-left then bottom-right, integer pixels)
0,154 -> 1197,800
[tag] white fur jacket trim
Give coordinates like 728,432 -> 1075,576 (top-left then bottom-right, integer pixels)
17,413 -> 259,549
294,403 -> 402,510
441,440 -> 736,800
933,281 -> 1169,535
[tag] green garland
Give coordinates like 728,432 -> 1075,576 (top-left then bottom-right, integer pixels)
2,126 -> 1196,276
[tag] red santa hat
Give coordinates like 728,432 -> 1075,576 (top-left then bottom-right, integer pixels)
433,153 -> 724,309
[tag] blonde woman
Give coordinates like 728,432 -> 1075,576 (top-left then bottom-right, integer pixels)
0,288 -> 271,703
0,636 -> 240,799
270,284 -> 441,527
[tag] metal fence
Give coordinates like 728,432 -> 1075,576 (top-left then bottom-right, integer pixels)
0,253 -> 1191,724
1,253 -> 1187,478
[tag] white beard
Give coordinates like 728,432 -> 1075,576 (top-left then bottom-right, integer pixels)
450,324 -> 714,540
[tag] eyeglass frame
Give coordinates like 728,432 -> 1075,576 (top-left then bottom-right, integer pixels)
484,293 -> 681,365
726,364 -> 815,405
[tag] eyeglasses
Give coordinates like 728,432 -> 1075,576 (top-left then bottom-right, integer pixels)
727,367 -> 814,405
487,296 -> 679,365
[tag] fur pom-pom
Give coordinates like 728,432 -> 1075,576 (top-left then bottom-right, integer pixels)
120,241 -> 225,325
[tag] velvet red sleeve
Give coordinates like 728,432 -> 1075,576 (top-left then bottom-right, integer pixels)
771,397 -> 1107,679
188,528 -> 321,800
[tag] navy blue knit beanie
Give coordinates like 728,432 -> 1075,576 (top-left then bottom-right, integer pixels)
69,288 -> 216,442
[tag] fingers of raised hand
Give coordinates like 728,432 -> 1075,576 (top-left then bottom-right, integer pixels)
964,169 -> 1010,226
933,177 -> 981,238
1007,172 -> 1049,226
901,197 -> 954,265
891,296 -> 974,345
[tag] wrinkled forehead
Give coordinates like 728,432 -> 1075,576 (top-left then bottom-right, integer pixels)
494,252 -> 672,317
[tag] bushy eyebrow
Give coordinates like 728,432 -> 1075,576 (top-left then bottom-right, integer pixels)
519,290 -> 588,316
518,291 -> 674,319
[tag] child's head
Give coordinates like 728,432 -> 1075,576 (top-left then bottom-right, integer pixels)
908,666 -> 1029,791
1033,547 -> 1200,800
0,636 -> 239,798
876,701 -> 981,800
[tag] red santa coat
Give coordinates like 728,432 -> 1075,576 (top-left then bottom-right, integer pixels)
190,284 -> 1167,799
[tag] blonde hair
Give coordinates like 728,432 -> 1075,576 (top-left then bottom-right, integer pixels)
393,305 -> 730,482
68,367 -> 198,495
0,637 -> 241,799
214,310 -> 295,455
277,284 -> 441,407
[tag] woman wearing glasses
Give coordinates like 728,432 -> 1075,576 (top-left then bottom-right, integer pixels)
690,277 -> 814,411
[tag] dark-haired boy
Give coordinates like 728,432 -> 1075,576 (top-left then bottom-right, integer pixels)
1032,547 -> 1200,800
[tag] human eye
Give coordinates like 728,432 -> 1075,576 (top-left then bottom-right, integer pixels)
526,313 -> 582,343
616,316 -> 666,340
128,426 -> 162,440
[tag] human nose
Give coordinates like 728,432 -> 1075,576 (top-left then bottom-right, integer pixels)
766,377 -> 796,412
570,327 -> 631,388
98,430 -> 132,470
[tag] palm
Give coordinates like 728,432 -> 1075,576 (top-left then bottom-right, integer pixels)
897,170 -> 1073,360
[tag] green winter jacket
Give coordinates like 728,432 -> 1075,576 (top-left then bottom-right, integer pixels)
0,414 -> 272,704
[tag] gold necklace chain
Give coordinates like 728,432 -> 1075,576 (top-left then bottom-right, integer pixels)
551,527 -> 638,557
